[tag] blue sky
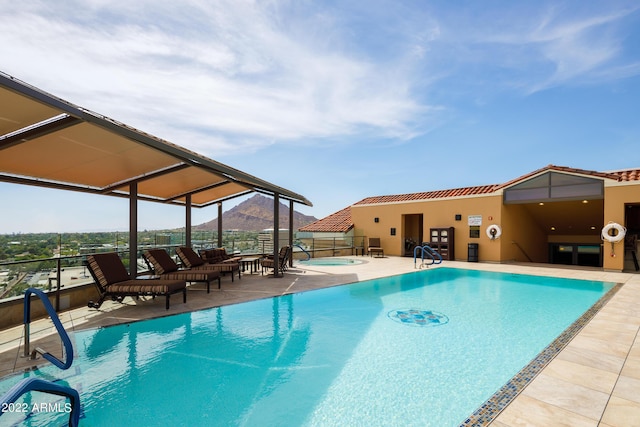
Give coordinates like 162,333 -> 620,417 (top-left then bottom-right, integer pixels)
1,0 -> 639,233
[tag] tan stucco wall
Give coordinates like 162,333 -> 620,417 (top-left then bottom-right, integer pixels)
500,204 -> 548,262
352,195 -> 504,261
351,179 -> 640,270
603,183 -> 640,271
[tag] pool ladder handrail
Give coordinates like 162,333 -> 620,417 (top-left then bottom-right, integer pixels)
0,377 -> 80,427
23,287 -> 74,370
293,244 -> 311,261
414,245 -> 443,269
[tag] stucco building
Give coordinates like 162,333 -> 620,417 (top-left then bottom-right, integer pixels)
301,165 -> 640,271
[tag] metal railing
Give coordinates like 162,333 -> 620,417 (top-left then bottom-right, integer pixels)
0,378 -> 81,427
23,288 -> 74,369
295,236 -> 367,258
1,289 -> 80,426
0,235 -> 369,306
511,241 -> 533,262
413,245 -> 443,269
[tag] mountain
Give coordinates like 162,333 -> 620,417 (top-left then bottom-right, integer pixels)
194,194 -> 318,232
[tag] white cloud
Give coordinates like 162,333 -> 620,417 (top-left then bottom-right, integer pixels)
431,2 -> 640,95
0,0 -> 430,156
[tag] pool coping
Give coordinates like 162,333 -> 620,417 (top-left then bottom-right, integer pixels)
460,282 -> 623,426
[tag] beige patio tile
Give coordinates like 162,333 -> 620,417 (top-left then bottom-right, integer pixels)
612,375 -> 640,404
542,358 -> 618,394
555,345 -> 625,374
494,394 -> 597,427
521,373 -> 609,420
600,396 -> 640,427
567,334 -> 631,359
576,324 -> 636,348
620,355 -> 640,380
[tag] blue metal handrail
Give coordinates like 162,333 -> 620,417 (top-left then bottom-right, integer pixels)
0,377 -> 80,427
293,244 -> 311,261
23,288 -> 74,370
422,245 -> 443,264
413,245 -> 443,269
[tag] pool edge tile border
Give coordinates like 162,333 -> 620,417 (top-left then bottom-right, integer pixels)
459,282 -> 623,427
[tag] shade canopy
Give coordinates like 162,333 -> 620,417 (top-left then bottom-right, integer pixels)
0,72 -> 312,208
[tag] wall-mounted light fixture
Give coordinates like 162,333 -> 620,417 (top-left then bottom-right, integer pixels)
390,227 -> 396,236
455,214 -> 462,221
374,217 -> 379,223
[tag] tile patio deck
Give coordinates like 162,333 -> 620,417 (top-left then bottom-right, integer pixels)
0,257 -> 638,426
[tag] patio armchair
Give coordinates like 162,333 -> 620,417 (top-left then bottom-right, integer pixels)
367,238 -> 384,257
261,246 -> 291,275
176,246 -> 241,282
86,252 -> 187,310
143,249 -> 221,292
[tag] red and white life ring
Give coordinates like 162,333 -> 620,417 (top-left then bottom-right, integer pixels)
601,222 -> 626,243
486,224 -> 502,240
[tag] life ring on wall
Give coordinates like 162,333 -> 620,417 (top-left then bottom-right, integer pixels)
486,224 -> 502,240
601,222 -> 626,243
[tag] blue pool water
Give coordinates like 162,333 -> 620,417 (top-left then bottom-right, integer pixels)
0,268 -> 614,426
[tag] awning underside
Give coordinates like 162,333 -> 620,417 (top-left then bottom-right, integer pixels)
0,74 -> 311,208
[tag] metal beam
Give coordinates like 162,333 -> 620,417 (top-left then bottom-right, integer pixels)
101,163 -> 191,194
185,195 -> 192,248
217,203 -> 223,248
0,115 -> 81,151
164,179 -> 232,202
289,200 -> 294,267
273,193 -> 280,277
129,182 -> 138,278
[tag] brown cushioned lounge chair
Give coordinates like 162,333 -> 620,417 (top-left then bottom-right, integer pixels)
176,247 -> 241,282
261,246 -> 291,275
367,238 -> 384,257
143,249 -> 221,292
86,252 -> 187,310
200,248 -> 242,264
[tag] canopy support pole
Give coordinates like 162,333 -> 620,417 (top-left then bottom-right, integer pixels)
217,203 -> 223,248
185,195 -> 192,248
289,200 -> 294,267
129,183 -> 138,279
273,194 -> 280,277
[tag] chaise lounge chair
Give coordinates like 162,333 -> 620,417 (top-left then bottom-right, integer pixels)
200,248 -> 242,264
176,246 -> 241,282
86,252 -> 187,310
261,246 -> 291,275
367,238 -> 384,257
143,249 -> 221,292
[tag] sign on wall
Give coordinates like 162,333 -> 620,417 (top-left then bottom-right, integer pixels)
468,215 -> 482,226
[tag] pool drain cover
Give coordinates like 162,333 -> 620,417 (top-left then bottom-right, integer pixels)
387,309 -> 449,326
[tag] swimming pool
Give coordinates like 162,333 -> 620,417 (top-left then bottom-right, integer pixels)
297,258 -> 365,266
0,267 -> 614,426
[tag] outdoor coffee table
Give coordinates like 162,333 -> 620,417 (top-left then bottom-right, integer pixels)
240,257 -> 261,274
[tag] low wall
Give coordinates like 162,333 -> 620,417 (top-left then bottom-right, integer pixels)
0,284 -> 100,330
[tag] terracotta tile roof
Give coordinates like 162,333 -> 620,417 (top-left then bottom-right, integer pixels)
608,168 -> 640,182
353,184 -> 499,205
305,165 -> 640,231
298,206 -> 353,233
